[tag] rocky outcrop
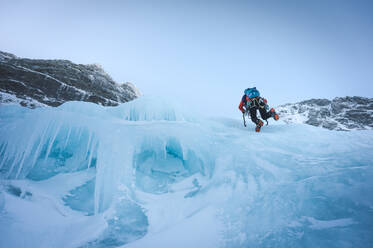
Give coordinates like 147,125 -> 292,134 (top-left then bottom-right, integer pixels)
0,51 -> 140,108
277,96 -> 373,131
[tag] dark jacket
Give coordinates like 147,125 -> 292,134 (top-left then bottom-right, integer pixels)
238,95 -> 267,113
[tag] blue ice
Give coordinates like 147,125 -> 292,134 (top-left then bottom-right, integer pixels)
0,96 -> 373,248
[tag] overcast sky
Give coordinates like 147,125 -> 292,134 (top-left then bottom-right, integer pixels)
1,0 -> 372,117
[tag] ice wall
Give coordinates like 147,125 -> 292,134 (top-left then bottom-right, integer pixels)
0,97 -> 215,247
0,105 -> 98,180
0,97 -> 211,208
1,96 -> 373,248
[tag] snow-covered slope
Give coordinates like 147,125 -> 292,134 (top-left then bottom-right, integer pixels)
0,51 -> 140,108
277,96 -> 373,131
1,97 -> 373,248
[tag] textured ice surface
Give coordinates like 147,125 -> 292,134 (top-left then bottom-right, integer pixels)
1,96 -> 373,248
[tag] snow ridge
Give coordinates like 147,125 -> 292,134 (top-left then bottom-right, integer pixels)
277,96 -> 373,131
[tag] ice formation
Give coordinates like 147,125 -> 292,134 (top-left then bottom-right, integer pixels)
0,96 -> 373,248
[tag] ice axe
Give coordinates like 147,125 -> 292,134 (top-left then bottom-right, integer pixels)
243,112 -> 268,128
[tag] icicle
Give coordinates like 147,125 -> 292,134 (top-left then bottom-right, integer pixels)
6,151 -> 23,178
30,125 -> 48,170
0,151 -> 8,171
0,142 -> 8,170
64,125 -> 72,148
87,138 -> 95,169
44,123 -> 61,161
86,131 -> 93,156
94,156 -> 101,215
14,151 -> 27,179
162,139 -> 167,159
15,131 -> 37,179
0,143 -> 5,156
77,127 -> 84,141
181,142 -> 187,160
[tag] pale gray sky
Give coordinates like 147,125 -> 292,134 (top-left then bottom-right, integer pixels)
1,0 -> 372,117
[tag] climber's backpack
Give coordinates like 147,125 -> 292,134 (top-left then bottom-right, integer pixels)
244,87 -> 260,99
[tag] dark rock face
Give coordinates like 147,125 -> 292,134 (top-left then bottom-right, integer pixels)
277,97 -> 373,131
0,51 -> 140,108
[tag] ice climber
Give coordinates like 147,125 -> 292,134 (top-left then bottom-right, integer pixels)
239,87 -> 279,132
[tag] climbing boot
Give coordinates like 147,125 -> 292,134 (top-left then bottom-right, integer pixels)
270,108 -> 279,121
255,119 -> 264,132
